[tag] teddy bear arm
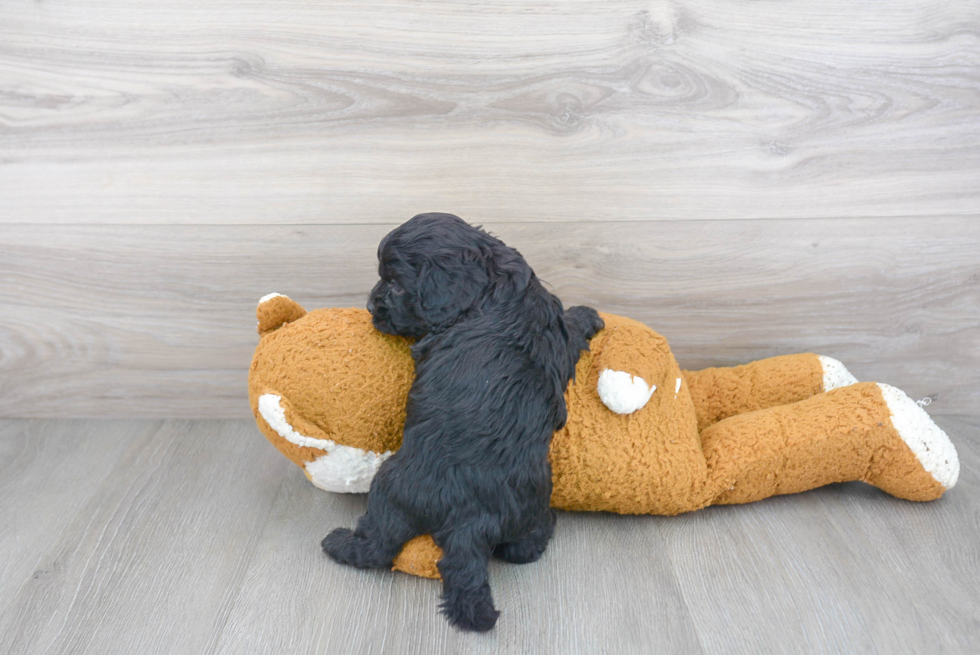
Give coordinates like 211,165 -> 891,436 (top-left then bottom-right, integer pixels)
683,353 -> 857,433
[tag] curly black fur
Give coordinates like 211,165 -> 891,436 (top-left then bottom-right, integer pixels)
321,213 -> 603,632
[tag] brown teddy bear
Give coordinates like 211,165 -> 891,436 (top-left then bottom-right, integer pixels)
248,294 -> 959,579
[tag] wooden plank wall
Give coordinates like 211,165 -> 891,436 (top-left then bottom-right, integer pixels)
1,1 -> 978,418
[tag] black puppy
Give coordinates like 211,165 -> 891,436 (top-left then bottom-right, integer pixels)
321,213 -> 603,631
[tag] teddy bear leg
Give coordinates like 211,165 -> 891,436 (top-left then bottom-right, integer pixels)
492,509 -> 557,565
683,353 -> 857,432
435,526 -> 499,632
322,489 -> 419,570
698,381 -> 958,507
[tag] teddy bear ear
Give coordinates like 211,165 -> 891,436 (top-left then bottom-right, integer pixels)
257,293 -> 307,335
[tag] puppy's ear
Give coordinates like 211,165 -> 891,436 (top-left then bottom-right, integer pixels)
416,254 -> 489,331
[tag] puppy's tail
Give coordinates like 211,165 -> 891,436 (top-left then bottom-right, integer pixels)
256,293 -> 307,336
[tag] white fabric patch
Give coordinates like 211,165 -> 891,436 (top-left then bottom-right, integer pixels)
257,394 -> 392,493
819,355 -> 858,391
597,369 -> 656,415
305,449 -> 391,494
878,383 -> 959,490
258,394 -> 332,450
258,292 -> 285,306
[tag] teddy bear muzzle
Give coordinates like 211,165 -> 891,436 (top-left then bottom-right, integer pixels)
257,393 -> 392,493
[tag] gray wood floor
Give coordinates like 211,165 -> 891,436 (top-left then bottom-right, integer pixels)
1,417 -> 977,654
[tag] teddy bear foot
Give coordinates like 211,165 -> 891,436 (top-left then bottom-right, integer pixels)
868,383 -> 959,498
818,355 -> 859,391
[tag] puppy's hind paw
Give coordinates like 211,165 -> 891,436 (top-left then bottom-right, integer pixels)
440,585 -> 499,632
322,527 -> 399,569
493,539 -> 546,565
321,528 -> 359,565
493,510 -> 555,564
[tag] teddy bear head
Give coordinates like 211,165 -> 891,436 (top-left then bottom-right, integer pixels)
248,297 -> 415,492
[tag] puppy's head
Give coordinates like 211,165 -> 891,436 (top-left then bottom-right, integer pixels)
368,213 -> 530,337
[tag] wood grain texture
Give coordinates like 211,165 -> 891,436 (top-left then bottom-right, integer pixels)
0,417 -> 977,654
0,420 -> 288,655
2,217 -> 977,418
663,476 -> 980,653
1,0 -> 978,224
0,420 -> 144,612
212,474 -> 706,655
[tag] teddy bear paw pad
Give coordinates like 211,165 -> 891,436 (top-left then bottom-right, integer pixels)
877,383 -> 959,490
818,355 -> 859,391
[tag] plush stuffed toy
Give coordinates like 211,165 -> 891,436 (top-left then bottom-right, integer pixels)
248,294 -> 960,579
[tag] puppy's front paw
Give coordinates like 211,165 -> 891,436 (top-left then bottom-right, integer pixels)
440,585 -> 499,632
584,311 -> 605,339
321,528 -> 358,565
567,305 -> 604,340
